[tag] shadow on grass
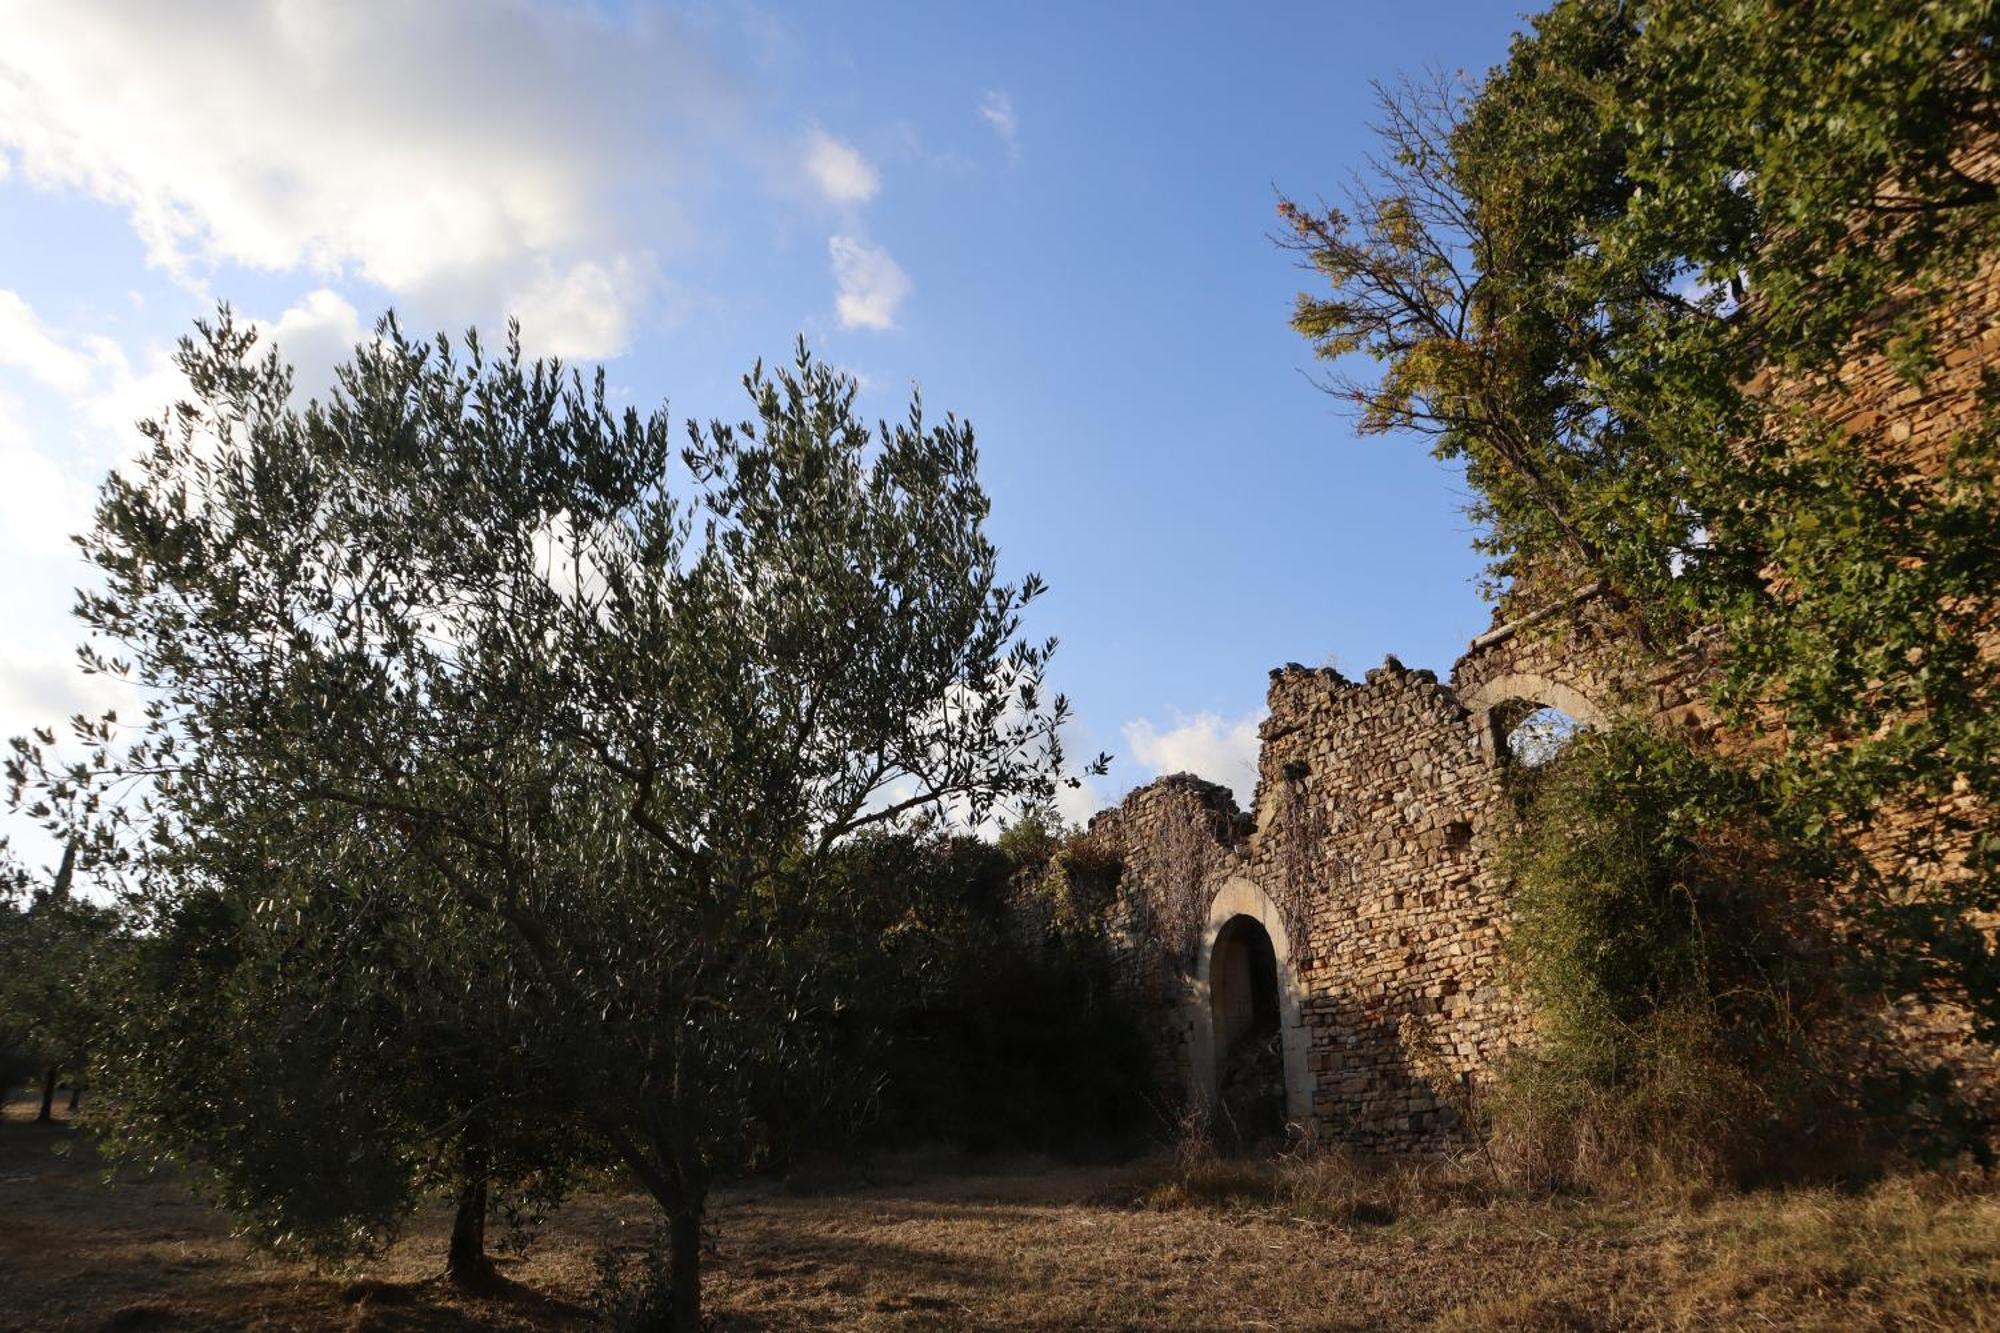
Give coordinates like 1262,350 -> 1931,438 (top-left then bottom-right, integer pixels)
336,1274 -> 595,1330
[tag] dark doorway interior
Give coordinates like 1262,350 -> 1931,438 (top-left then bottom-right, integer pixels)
1210,914 -> 1284,1149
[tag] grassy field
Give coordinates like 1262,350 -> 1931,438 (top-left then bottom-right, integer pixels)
3,1096 -> 1997,1331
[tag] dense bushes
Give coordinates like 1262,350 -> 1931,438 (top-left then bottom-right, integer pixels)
811,827 -> 1155,1156
1487,723 -> 1988,1189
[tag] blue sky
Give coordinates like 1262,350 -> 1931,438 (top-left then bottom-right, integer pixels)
0,1 -> 1531,868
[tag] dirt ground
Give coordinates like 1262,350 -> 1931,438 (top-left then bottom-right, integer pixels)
4,1095 -> 1998,1331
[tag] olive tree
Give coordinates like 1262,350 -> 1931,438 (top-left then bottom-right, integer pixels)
18,312 -> 1100,1328
97,804 -> 587,1285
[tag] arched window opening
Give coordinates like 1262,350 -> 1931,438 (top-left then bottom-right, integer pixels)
1460,674 -> 1603,773
1494,700 -> 1582,769
1210,914 -> 1284,1148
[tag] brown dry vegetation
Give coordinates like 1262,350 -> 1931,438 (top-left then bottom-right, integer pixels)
3,1097 -> 1998,1331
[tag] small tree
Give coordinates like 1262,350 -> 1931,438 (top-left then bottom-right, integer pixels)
14,313 -> 1100,1328
101,808 -> 586,1283
0,841 -> 120,1122
0,848 -> 41,1104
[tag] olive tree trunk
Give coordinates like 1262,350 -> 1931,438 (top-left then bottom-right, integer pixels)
667,1206 -> 702,1332
446,1127 -> 495,1288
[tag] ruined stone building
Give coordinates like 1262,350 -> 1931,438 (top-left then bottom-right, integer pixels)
1075,250 -> 2000,1154
1074,592 -> 1670,1153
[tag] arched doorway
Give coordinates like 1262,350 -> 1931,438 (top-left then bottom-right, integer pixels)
1190,878 -> 1310,1139
1209,914 -> 1284,1146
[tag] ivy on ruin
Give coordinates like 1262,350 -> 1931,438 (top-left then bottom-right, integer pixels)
1260,762 -> 1326,968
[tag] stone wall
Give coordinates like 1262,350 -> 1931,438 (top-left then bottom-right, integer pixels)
1250,658 -> 1527,1151
1074,774 -> 1249,1112
1080,637 -> 1596,1152
1792,248 -> 2000,1119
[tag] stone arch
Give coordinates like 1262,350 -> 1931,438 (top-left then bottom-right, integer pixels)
1457,671 -> 1605,762
1189,876 -> 1311,1127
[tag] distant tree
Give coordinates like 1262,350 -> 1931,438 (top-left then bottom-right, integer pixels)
994,801 -> 1071,870
0,848 -> 37,1104
1280,2 -> 2000,1049
12,314 -> 1100,1329
0,840 -> 121,1121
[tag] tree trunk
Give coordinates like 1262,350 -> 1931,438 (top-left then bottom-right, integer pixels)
36,1068 -> 56,1122
446,1128 -> 495,1289
667,1207 -> 702,1332
67,1082 -> 80,1112
598,1119 -> 705,1330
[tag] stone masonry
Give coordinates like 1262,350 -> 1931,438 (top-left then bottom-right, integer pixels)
1081,624 -> 1611,1153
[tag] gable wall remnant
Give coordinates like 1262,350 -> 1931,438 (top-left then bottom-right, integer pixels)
1250,657 -> 1529,1151
1082,625 -> 1618,1152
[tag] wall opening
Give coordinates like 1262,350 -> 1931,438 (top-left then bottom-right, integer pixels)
1497,702 -> 1581,768
1191,877 -> 1311,1137
1210,913 -> 1285,1147
1458,673 -> 1604,771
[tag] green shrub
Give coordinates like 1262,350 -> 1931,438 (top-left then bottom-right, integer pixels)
591,1226 -> 678,1332
803,829 -> 1154,1157
1490,723 -> 1865,1189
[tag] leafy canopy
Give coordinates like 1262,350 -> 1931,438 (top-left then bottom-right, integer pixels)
12,312 -> 1100,1329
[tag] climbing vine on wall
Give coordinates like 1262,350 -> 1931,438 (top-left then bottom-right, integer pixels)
1262,766 -> 1329,967
1146,791 -> 1225,972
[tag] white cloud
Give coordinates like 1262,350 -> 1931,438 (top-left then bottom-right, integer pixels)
0,393 -> 145,852
0,303 -> 185,809
803,129 -> 880,206
979,91 -> 1019,156
828,235 -> 911,331
0,0 -> 746,356
527,509 -> 623,612
0,291 -> 101,395
1053,776 -> 1106,829
0,392 -> 96,557
0,639 -> 144,879
1123,709 -> 1266,809
252,276 -> 638,400
508,256 -> 662,361
0,644 -> 138,735
0,288 -> 186,467
1,5 -> 940,358
84,345 -> 187,465
254,288 -> 364,402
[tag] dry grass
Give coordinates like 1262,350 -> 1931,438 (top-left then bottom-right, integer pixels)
1120,1146 -> 2000,1331
3,1094 -> 1997,1330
